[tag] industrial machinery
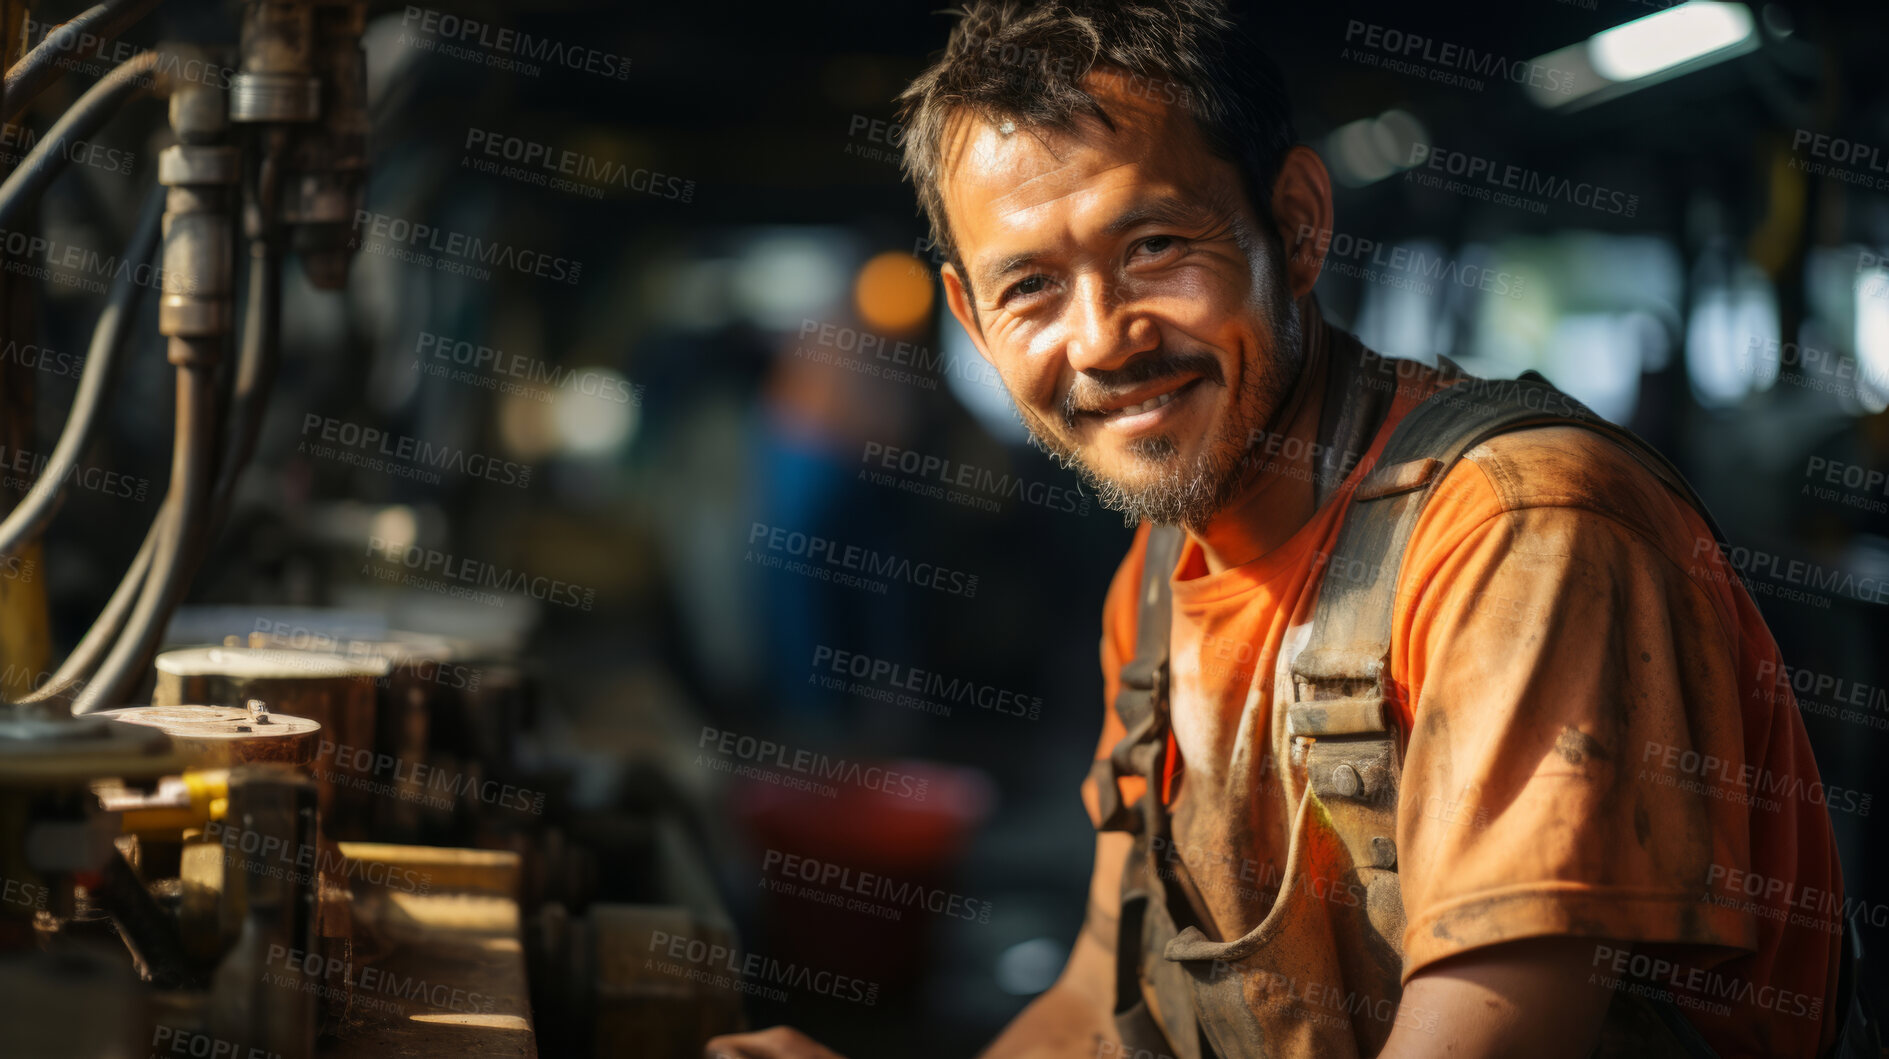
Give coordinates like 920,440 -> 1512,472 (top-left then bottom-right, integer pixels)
0,2 -> 735,1056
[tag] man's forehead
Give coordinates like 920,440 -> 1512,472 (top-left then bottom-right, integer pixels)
943,107 -> 1206,226
941,83 -> 1177,199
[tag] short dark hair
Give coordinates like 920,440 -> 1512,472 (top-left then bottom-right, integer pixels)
896,0 -> 1297,284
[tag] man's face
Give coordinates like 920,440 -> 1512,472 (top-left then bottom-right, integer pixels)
939,71 -> 1304,528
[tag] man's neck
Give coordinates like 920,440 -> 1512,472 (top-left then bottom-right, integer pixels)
1189,302 -> 1335,576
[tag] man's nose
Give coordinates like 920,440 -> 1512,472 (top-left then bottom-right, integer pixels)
1064,273 -> 1157,374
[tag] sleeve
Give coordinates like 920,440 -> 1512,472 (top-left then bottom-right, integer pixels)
1390,495 -> 1763,980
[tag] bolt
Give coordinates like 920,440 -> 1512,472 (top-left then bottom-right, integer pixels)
1330,763 -> 1361,798
1370,836 -> 1397,870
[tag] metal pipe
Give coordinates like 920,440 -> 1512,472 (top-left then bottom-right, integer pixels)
0,185 -> 163,560
2,0 -> 163,121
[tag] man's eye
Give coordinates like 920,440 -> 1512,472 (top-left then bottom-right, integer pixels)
1135,236 -> 1177,257
1008,275 -> 1050,300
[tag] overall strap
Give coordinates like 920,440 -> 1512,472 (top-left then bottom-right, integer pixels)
1289,371 -> 1725,737
1092,524 -> 1187,833
1288,370 -> 1739,1056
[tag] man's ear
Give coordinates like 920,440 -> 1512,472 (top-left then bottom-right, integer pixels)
941,262 -> 994,363
1269,145 -> 1334,300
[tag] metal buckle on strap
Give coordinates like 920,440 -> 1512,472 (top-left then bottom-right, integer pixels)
1354,457 -> 1441,501
1286,696 -> 1388,738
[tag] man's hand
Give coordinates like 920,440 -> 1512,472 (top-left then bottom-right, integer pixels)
1377,936 -> 1615,1058
704,1025 -> 848,1059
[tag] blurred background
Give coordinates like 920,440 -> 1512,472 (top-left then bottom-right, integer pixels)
10,0 -> 1889,1055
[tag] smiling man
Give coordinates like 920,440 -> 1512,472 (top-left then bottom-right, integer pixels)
706,3 -> 1858,1058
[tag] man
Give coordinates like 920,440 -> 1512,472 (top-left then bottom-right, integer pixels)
709,2 -> 1848,1056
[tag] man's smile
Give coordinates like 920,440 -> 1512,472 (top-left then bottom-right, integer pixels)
1076,376 -> 1211,437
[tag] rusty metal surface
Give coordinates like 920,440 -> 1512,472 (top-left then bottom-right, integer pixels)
93,704 -> 321,768
154,647 -> 384,837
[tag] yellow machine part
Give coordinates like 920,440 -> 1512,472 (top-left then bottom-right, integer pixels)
119,770 -> 230,834
0,540 -> 50,699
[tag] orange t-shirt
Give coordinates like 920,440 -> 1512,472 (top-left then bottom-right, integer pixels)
1090,364 -> 1843,1056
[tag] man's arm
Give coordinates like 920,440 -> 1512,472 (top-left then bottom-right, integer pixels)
1377,937 -> 1614,1059
978,828 -> 1131,1058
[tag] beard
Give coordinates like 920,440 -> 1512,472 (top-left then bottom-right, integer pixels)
1017,285 -> 1306,531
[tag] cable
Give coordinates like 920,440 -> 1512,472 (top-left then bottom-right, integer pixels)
71,358 -> 213,713
204,141 -> 285,534
0,185 -> 163,560
28,137 -> 284,713
0,50 -> 156,233
3,0 -> 163,122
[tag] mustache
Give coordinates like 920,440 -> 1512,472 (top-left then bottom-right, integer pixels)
1062,351 -> 1225,429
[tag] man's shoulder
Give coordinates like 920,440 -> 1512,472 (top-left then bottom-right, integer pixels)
1450,421 -> 1704,552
